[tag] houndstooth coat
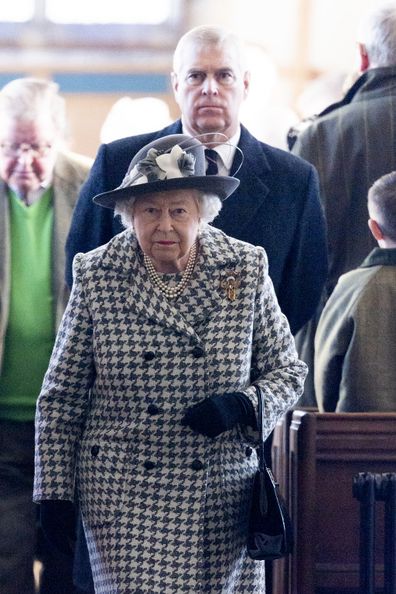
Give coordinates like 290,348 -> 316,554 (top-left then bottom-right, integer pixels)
34,225 -> 306,594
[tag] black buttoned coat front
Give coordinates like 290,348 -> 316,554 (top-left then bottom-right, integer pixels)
34,226 -> 306,594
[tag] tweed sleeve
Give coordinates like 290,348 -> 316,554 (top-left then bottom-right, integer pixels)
248,247 -> 307,439
65,143 -> 123,288
314,277 -> 355,412
33,253 -> 95,502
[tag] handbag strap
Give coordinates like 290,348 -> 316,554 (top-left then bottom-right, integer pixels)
253,384 -> 268,472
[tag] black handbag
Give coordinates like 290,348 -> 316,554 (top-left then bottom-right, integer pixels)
247,384 -> 294,561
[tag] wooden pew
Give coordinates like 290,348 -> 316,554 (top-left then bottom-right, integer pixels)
271,411 -> 396,594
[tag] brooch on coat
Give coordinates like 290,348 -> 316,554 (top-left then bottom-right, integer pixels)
220,270 -> 241,301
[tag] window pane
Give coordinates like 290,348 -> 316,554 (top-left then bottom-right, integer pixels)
46,0 -> 172,24
0,1 -> 34,22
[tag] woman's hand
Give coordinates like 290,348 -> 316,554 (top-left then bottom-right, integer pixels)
181,392 -> 256,437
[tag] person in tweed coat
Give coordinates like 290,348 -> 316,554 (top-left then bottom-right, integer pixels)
315,171 -> 396,412
0,77 -> 91,594
34,134 -> 307,594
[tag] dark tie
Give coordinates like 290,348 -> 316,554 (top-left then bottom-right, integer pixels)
205,148 -> 219,175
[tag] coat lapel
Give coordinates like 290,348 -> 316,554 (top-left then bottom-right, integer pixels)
0,183 -> 10,371
102,231 -> 200,341
214,126 -> 271,238
52,168 -> 75,325
192,226 -> 243,310
52,153 -> 92,327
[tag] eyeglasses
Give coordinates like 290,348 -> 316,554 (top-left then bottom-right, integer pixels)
0,142 -> 53,158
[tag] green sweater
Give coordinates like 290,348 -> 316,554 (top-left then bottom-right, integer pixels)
0,189 -> 55,421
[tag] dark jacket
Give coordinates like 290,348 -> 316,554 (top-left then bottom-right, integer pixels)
291,66 -> 396,406
292,66 -> 396,296
66,121 -> 327,335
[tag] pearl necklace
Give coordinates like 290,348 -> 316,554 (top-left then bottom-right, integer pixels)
143,242 -> 198,299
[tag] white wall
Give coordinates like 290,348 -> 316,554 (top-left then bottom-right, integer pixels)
0,0 -> 387,154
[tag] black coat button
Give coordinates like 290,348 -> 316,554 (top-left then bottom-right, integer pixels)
143,351 -> 155,362
191,345 -> 205,359
91,445 -> 100,457
245,447 -> 253,457
147,404 -> 159,415
144,460 -> 155,470
191,459 -> 204,471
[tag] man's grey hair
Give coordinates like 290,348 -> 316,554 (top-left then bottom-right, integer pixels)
172,25 -> 248,74
0,77 -> 67,138
357,2 -> 396,67
114,191 -> 222,231
368,170 -> 396,240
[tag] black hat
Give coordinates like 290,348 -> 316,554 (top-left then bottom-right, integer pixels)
93,134 -> 240,209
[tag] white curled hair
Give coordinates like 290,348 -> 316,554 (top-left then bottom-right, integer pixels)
114,191 -> 222,230
357,3 -> 396,67
0,77 -> 67,139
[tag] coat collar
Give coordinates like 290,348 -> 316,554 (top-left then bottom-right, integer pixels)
98,225 -> 243,341
350,66 -> 396,102
361,247 -> 396,268
100,224 -> 242,275
313,66 -> 396,120
237,124 -> 271,176
161,120 -> 272,188
212,125 -> 271,238
0,181 -> 10,369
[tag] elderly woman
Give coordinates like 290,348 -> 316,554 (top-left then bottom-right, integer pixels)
33,134 -> 306,594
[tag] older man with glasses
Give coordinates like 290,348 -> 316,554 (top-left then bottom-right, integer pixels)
0,77 -> 91,594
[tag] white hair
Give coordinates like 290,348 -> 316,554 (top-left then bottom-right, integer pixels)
172,25 -> 248,74
357,2 -> 396,67
114,191 -> 222,231
0,77 -> 67,138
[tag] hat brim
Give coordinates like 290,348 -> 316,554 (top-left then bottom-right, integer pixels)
93,175 -> 240,209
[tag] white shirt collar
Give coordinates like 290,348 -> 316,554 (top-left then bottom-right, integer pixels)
214,128 -> 241,173
9,181 -> 52,205
181,127 -> 241,175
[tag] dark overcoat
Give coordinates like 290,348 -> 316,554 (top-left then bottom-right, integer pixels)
34,226 -> 306,594
65,122 -> 327,335
292,66 -> 396,405
292,66 -> 396,295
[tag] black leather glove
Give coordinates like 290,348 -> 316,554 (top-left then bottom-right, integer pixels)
181,392 -> 257,438
39,500 -> 76,557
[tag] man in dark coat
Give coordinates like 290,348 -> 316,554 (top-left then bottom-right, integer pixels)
66,25 -> 327,337
291,3 -> 396,404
